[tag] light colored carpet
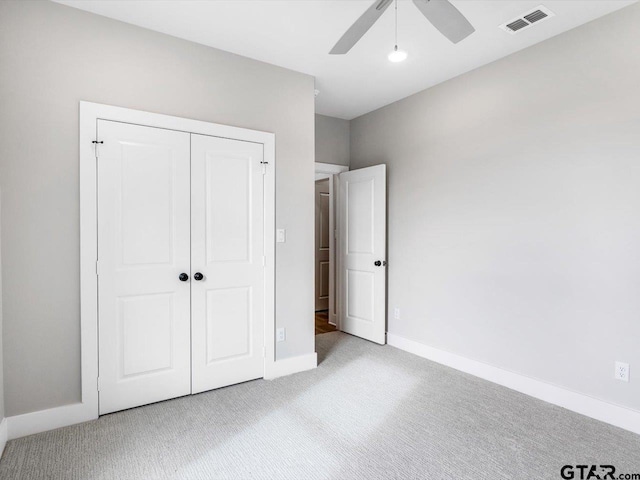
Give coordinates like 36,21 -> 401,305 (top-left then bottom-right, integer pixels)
1,332 -> 639,479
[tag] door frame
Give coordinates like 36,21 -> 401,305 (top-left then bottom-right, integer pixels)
314,162 -> 348,328
80,102 -> 276,419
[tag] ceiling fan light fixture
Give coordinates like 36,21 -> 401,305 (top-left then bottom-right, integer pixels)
388,45 -> 407,62
329,0 -> 475,55
388,0 -> 407,63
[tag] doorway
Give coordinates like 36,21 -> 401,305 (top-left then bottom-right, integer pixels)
315,178 -> 335,335
314,163 -> 347,336
314,162 -> 388,345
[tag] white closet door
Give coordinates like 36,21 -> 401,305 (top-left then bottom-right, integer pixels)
338,165 -> 387,345
190,134 -> 265,394
97,120 -> 191,415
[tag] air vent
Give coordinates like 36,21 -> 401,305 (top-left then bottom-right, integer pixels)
506,19 -> 529,32
499,5 -> 555,34
524,10 -> 548,24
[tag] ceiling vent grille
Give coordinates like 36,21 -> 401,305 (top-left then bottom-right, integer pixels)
524,10 -> 548,23
506,19 -> 529,32
499,5 -> 555,34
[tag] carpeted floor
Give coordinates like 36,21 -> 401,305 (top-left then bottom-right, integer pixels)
1,332 -> 639,479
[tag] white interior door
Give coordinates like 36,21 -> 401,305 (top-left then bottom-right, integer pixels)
190,134 -> 265,394
338,165 -> 387,345
97,120 -> 191,415
315,179 -> 330,311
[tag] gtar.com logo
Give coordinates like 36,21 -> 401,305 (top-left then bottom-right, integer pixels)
561,465 -> 640,480
561,465 -> 615,479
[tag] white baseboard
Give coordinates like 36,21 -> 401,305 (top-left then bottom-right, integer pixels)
5,352 -> 319,441
0,418 -> 7,459
265,352 -> 318,380
7,402 -> 96,440
387,333 -> 640,435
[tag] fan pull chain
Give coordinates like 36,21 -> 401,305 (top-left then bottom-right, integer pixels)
394,0 -> 398,49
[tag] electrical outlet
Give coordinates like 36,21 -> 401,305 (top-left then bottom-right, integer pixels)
276,229 -> 286,243
394,307 -> 400,320
276,328 -> 286,342
615,361 -> 630,382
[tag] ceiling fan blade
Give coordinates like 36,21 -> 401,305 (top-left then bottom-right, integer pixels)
330,0 -> 393,54
412,0 -> 475,44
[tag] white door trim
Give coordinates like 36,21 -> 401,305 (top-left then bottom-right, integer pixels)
314,163 -> 348,327
315,162 -> 349,177
80,101 -> 276,420
0,418 -> 7,458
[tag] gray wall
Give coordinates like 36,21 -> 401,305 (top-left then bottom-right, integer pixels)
0,0 -> 315,416
315,114 -> 350,167
351,3 -> 640,411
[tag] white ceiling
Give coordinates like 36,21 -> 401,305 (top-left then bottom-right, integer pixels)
55,0 -> 636,119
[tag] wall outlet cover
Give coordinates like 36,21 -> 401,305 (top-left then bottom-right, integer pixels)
615,361 -> 630,382
276,328 -> 286,342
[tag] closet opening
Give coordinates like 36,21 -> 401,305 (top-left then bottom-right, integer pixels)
80,102 -> 276,420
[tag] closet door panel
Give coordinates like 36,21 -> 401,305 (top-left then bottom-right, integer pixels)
97,120 -> 191,415
191,134 -> 265,394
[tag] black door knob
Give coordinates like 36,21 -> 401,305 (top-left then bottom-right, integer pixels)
374,260 -> 382,267
179,273 -> 189,282
194,272 -> 204,281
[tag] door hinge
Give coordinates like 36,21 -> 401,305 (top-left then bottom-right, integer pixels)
97,376 -> 100,391
92,140 -> 103,158
96,260 -> 100,276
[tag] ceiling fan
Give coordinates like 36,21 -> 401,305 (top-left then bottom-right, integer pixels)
329,0 -> 475,55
